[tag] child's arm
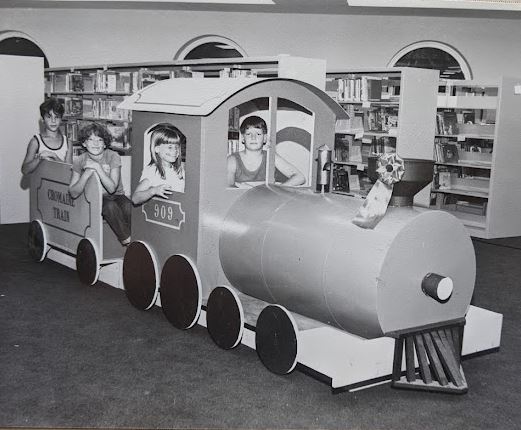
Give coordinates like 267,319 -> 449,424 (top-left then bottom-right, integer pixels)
21,137 -> 41,175
85,159 -> 119,194
64,137 -> 73,165
226,155 -> 238,187
131,178 -> 173,205
69,169 -> 94,198
274,154 -> 306,186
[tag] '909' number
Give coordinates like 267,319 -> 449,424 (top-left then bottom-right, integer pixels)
143,198 -> 185,229
154,203 -> 175,221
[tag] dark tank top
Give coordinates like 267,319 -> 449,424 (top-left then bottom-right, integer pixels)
233,151 -> 267,183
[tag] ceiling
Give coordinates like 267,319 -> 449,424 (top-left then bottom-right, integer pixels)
2,0 -> 521,17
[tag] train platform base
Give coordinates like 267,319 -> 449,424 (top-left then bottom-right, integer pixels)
198,304 -> 502,392
48,249 -> 124,289
48,250 -> 502,393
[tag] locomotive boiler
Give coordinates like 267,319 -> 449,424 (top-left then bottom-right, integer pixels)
219,179 -> 475,340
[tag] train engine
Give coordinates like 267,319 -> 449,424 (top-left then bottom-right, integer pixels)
118,76 -> 491,394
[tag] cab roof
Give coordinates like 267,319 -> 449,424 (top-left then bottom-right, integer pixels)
118,77 -> 347,118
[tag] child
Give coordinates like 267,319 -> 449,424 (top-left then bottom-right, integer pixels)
21,97 -> 73,174
227,116 -> 305,187
69,123 -> 131,246
131,123 -> 185,205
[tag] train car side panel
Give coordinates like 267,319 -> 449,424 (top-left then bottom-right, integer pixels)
129,111 -> 201,267
30,159 -> 102,256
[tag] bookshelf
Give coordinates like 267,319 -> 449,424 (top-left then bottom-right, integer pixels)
44,55 -> 326,156
431,77 -> 521,238
326,67 -> 439,205
45,68 -> 133,154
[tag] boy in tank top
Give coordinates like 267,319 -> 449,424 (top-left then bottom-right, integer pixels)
21,97 -> 73,175
226,116 -> 305,188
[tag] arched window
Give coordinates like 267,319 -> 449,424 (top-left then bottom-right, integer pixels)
174,35 -> 246,61
0,31 -> 49,68
388,41 -> 471,80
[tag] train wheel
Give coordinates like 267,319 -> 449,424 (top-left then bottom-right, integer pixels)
122,241 -> 159,310
76,238 -> 100,286
160,254 -> 201,330
28,219 -> 48,262
206,286 -> 244,349
255,305 -> 299,375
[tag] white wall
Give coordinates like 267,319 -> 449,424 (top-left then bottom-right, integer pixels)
1,8 -> 520,81
0,55 -> 44,224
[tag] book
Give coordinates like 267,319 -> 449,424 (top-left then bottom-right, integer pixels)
442,111 -> 459,135
95,70 -> 105,92
138,69 -> 172,89
77,119 -> 92,136
334,134 -> 352,162
333,165 -> 349,192
362,76 -> 382,102
228,139 -> 240,155
45,73 -> 54,93
66,97 -> 83,117
105,71 -> 117,93
66,121 -> 79,142
365,110 -> 382,132
82,98 -> 96,119
442,143 -> 459,163
349,140 -> 363,163
117,72 -> 132,93
228,107 -> 240,132
69,73 -> 83,92
455,200 -> 487,216
106,123 -> 129,148
348,174 -> 361,191
174,67 -> 193,78
53,73 -> 67,93
462,110 -> 475,124
82,73 -> 95,93
361,142 -> 372,164
438,171 -> 452,189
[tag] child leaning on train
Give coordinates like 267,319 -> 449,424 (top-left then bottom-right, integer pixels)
69,122 -> 131,246
226,115 -> 305,187
21,97 -> 73,175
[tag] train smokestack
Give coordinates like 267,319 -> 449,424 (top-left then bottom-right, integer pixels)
368,156 -> 434,207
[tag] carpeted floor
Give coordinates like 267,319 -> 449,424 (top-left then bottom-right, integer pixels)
1,222 -> 520,430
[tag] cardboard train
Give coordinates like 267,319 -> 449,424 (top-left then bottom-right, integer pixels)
28,78 -> 502,393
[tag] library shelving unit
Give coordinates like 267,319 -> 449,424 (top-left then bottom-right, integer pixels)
326,67 -> 439,205
44,55 -> 327,154
430,77 -> 521,238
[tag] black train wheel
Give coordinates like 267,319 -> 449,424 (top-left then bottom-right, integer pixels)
28,219 -> 48,262
206,286 -> 244,350
76,238 -> 100,286
160,254 -> 201,330
122,241 -> 159,310
255,305 -> 299,375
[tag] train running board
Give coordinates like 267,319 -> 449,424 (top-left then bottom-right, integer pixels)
391,322 -> 468,394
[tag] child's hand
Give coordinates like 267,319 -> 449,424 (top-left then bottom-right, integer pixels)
39,150 -> 59,161
153,184 -> 174,199
84,159 -> 101,173
81,169 -> 95,180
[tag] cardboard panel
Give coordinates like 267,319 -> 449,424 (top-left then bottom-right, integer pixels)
30,159 -> 102,255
